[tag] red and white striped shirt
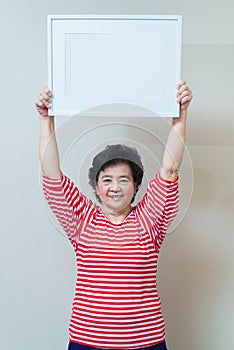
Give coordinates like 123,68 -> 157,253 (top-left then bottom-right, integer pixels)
42,171 -> 179,349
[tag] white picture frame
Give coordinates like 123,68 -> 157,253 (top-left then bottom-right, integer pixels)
47,15 -> 182,117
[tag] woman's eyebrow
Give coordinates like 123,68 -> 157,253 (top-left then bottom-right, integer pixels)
100,175 -> 112,179
100,174 -> 131,179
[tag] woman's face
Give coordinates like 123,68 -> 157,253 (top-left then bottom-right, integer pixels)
96,162 -> 136,215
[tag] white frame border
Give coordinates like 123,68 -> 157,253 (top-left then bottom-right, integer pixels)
47,14 -> 182,117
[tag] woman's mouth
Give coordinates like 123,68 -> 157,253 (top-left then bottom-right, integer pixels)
108,195 -> 123,200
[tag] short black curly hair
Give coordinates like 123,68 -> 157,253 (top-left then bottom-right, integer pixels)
88,144 -> 144,203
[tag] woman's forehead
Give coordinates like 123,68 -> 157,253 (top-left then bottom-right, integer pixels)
99,162 -> 132,175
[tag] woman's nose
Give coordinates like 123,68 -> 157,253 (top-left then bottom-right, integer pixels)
110,181 -> 120,191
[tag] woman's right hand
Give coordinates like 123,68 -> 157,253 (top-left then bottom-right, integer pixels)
35,87 -> 52,117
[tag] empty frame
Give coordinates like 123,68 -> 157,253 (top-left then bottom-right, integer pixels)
47,15 -> 182,117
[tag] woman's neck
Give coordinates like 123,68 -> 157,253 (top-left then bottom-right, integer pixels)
102,206 -> 132,224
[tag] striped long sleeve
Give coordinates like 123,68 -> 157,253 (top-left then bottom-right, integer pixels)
42,172 -> 93,244
136,173 -> 179,249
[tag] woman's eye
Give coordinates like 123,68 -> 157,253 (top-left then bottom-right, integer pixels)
103,179 -> 111,183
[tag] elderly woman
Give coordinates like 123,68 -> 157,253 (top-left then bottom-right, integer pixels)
35,81 -> 192,350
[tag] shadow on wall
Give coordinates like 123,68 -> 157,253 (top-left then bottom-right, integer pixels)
159,164 -> 233,349
191,167 -> 216,204
160,223 -> 232,349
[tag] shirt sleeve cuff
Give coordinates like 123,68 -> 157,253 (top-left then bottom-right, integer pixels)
42,170 -> 64,187
156,172 -> 179,190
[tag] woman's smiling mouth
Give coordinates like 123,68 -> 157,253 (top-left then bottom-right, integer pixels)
108,194 -> 123,199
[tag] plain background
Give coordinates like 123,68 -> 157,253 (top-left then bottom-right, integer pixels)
0,0 -> 233,350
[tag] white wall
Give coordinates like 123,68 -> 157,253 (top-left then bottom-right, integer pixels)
0,1 -> 233,349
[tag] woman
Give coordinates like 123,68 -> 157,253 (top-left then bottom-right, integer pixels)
35,81 -> 192,350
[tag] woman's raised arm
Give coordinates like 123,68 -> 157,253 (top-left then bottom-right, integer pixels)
35,88 -> 61,179
160,80 -> 193,181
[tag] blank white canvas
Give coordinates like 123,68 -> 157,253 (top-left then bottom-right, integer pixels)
48,15 -> 182,117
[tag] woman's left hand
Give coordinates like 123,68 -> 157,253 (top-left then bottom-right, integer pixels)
176,80 -> 193,112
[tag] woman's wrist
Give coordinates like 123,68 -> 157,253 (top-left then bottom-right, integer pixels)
39,115 -> 54,126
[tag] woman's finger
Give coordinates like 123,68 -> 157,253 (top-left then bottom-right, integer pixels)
41,88 -> 52,101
